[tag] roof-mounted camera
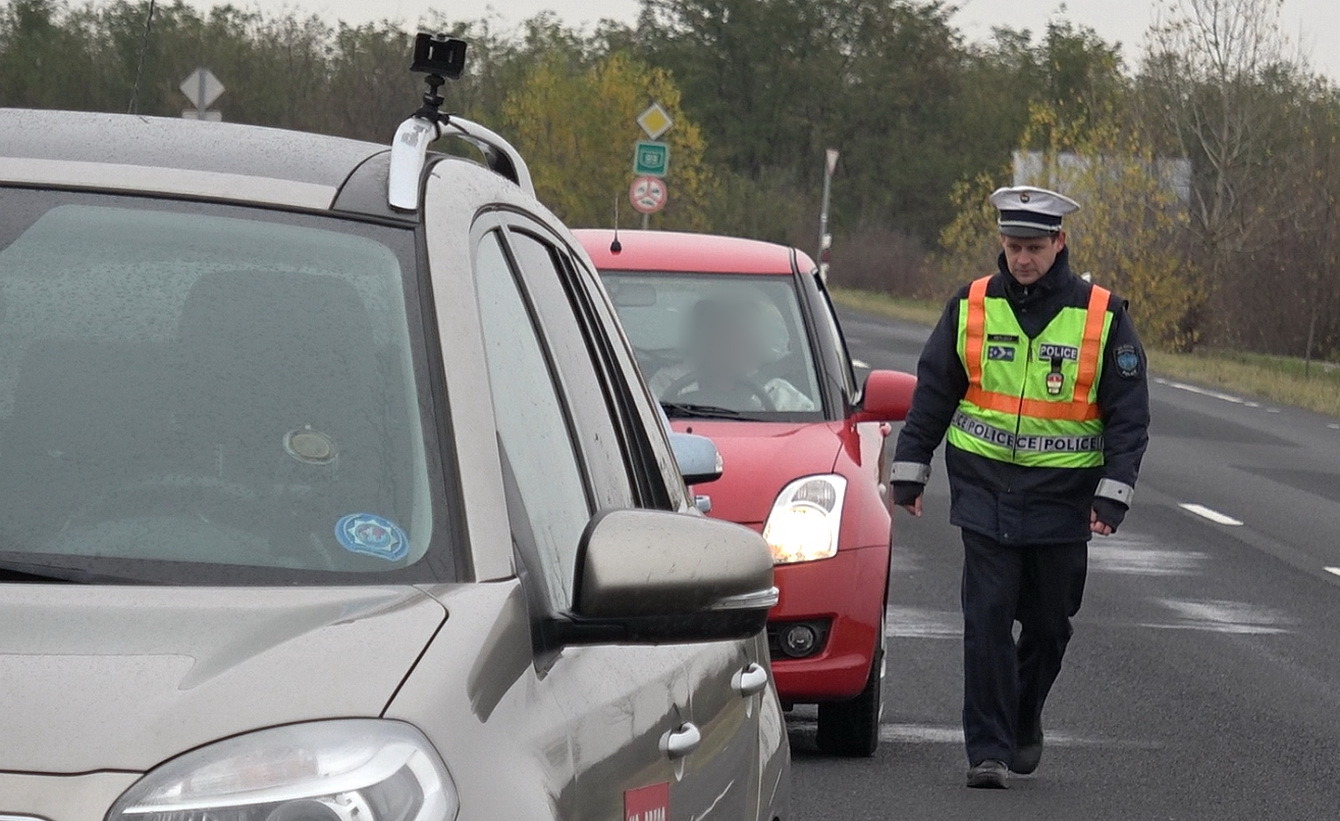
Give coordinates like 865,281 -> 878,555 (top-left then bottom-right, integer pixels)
411,33 -> 467,122
411,33 -> 467,79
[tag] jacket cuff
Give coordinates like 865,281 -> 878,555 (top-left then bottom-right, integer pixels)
890,461 -> 931,483
1095,478 -> 1134,507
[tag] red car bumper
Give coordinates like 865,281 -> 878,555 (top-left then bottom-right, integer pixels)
768,544 -> 889,703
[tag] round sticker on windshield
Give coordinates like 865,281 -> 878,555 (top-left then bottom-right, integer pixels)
334,513 -> 409,562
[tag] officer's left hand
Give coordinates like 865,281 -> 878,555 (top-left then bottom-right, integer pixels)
1090,497 -> 1128,535
1089,511 -> 1114,536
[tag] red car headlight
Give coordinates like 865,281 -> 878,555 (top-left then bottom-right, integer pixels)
763,475 -> 847,564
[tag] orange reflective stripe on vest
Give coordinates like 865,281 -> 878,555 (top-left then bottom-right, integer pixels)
963,276 -> 989,391
962,276 -> 1110,422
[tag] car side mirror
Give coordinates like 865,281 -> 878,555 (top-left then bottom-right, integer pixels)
547,509 -> 776,646
852,369 -> 916,423
669,431 -> 724,485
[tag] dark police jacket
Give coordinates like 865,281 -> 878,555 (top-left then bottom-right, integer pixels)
893,249 -> 1150,544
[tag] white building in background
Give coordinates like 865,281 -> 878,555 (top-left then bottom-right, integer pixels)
1012,150 -> 1192,207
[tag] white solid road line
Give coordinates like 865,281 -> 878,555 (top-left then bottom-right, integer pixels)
1179,503 -> 1244,527
1155,378 -> 1246,404
1325,567 -> 1340,577
1155,377 -> 1284,414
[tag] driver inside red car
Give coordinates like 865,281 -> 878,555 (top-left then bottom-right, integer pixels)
650,297 -> 815,412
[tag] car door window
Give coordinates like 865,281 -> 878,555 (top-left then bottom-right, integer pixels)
472,231 -> 590,608
814,281 -> 860,401
505,227 -> 688,513
556,248 -> 690,512
504,230 -> 638,511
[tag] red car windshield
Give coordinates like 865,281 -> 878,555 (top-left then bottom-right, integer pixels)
602,271 -> 824,421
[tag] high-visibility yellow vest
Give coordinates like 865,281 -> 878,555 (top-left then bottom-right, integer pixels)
946,275 -> 1113,468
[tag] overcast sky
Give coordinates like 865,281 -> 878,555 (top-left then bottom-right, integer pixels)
196,0 -> 1340,80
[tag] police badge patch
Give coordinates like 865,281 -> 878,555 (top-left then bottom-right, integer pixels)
1114,344 -> 1142,378
987,345 -> 1015,361
335,513 -> 410,561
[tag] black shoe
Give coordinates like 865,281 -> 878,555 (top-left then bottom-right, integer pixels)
1012,740 -> 1043,775
966,759 -> 1009,789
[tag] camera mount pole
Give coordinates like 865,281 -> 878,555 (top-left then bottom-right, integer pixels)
414,74 -> 450,125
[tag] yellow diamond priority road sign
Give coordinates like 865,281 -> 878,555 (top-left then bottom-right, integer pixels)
637,103 -> 674,140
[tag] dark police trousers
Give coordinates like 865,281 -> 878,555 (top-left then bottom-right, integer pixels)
961,528 -> 1088,766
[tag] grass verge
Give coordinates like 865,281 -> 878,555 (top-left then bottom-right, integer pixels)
830,287 -> 1340,419
830,287 -> 944,327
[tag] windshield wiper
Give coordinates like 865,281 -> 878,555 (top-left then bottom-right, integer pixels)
0,557 -> 133,584
661,401 -> 752,421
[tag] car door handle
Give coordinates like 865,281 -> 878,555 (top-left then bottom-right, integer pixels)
660,722 -> 702,759
733,662 -> 769,697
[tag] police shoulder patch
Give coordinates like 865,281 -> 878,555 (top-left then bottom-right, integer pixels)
1114,344 -> 1142,378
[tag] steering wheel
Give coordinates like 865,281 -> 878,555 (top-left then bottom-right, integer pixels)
58,474 -> 341,569
663,371 -> 777,412
633,346 -> 677,377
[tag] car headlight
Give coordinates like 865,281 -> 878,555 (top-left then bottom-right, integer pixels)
107,720 -> 458,821
763,475 -> 847,564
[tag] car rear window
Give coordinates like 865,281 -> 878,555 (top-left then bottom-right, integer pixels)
601,271 -> 824,421
0,188 -> 455,584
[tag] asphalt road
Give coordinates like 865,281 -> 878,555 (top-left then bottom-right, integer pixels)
786,308 -> 1340,820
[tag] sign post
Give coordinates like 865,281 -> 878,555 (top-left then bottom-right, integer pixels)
817,148 -> 839,278
180,67 -> 225,121
633,103 -> 675,229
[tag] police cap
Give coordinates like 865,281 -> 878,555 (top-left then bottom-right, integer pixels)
990,186 -> 1080,238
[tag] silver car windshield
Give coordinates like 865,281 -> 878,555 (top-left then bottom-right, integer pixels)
0,190 -> 450,583
602,271 -> 824,421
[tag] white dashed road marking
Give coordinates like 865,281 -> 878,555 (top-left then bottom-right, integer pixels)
1326,567 -> 1340,577
1144,598 -> 1293,635
1089,536 -> 1207,576
786,718 -> 1161,749
885,606 -> 959,639
1179,503 -> 1244,526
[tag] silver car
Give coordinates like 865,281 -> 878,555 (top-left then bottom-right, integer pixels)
0,39 -> 788,821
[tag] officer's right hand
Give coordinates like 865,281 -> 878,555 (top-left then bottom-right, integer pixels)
893,481 -> 924,517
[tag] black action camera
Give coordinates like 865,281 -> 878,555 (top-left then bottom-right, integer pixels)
410,33 -> 467,80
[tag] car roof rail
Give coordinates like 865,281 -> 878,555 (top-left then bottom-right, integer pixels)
387,115 -> 535,211
388,33 -> 535,212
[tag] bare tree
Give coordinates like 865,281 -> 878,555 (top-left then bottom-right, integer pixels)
1143,0 -> 1308,347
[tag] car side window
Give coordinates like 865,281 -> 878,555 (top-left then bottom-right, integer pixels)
505,226 -> 688,513
551,245 -> 691,512
472,231 -> 590,608
505,229 -> 639,511
814,280 -> 860,401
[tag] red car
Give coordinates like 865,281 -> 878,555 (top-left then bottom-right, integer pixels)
576,229 -> 915,756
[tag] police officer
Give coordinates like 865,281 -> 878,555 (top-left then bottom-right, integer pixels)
891,186 -> 1150,789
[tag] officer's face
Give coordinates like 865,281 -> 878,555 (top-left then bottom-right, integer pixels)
1000,232 -> 1064,286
